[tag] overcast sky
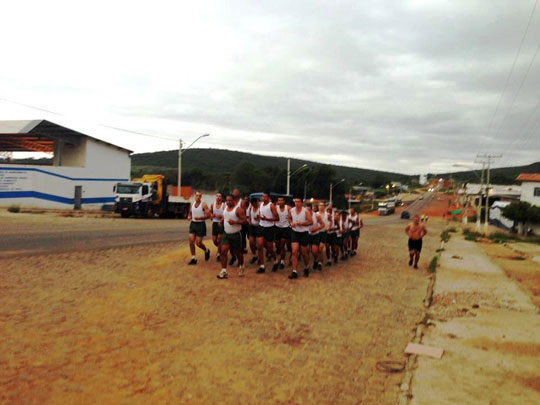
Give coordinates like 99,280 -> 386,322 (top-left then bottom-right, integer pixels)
1,0 -> 539,174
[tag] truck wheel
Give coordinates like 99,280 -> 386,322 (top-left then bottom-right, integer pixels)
121,212 -> 130,218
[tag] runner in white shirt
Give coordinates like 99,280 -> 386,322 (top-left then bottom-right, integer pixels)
275,197 -> 291,269
210,192 -> 224,261
256,191 -> 280,273
217,194 -> 247,279
187,191 -> 211,265
318,202 -> 329,269
307,203 -> 325,271
247,197 -> 261,264
349,207 -> 363,256
288,198 -> 313,279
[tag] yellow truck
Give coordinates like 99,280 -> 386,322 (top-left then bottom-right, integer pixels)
113,174 -> 192,218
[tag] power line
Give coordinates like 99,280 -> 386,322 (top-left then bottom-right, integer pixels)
481,0 -> 539,152
0,97 -> 180,142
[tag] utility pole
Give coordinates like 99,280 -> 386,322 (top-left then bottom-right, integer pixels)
476,154 -> 502,233
286,159 -> 291,195
177,139 -> 183,197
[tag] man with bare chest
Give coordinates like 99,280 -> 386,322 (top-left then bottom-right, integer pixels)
404,215 -> 427,269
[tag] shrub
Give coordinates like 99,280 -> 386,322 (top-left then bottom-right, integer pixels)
440,230 -> 451,243
7,205 -> 20,213
428,256 -> 438,273
463,228 -> 482,242
488,232 -> 519,244
447,227 -> 457,233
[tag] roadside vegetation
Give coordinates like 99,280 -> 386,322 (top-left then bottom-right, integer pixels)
7,205 -> 20,213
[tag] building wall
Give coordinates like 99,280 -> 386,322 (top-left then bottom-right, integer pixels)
0,165 -> 130,209
85,139 -> 131,176
61,138 -> 86,167
521,182 -> 540,207
0,138 -> 131,210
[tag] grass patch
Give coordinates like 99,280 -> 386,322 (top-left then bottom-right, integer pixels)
447,227 -> 457,233
7,205 -> 20,213
428,256 -> 438,273
440,230 -> 451,243
463,229 -> 482,242
488,232 -> 540,245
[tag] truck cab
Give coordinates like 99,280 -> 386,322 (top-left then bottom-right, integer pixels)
114,181 -> 155,217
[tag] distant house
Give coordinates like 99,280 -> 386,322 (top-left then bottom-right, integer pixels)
516,173 -> 540,207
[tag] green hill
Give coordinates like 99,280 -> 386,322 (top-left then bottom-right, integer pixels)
131,148 -> 410,185
436,161 -> 540,184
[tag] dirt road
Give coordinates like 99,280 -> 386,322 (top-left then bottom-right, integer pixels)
0,212 -> 442,404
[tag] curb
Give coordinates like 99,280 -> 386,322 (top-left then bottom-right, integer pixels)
397,238 -> 443,404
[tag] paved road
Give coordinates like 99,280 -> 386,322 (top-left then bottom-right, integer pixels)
0,218 -> 191,257
0,192 -> 435,257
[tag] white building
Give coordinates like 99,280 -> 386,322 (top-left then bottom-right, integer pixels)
516,173 -> 540,207
0,120 -> 131,210
419,174 -> 427,186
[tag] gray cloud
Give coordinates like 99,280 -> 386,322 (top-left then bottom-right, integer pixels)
3,0 -> 540,174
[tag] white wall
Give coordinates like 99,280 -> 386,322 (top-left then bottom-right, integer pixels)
0,156 -> 130,210
521,182 -> 540,207
85,138 -> 131,177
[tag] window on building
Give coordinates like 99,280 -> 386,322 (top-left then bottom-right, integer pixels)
534,187 -> 540,197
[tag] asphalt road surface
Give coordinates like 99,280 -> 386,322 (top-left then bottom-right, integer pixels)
0,217 -> 191,257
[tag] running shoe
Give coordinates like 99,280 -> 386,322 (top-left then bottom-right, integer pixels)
288,271 -> 298,279
205,249 -> 210,262
188,258 -> 197,265
256,266 -> 265,274
216,271 -> 228,279
303,268 -> 310,277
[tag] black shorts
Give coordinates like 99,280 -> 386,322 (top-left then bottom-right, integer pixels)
189,221 -> 207,237
221,232 -> 242,250
336,236 -> 344,247
291,231 -> 309,246
308,233 -> 320,245
275,226 -> 291,240
257,226 -> 275,242
319,232 -> 328,244
343,231 -> 351,240
351,229 -> 360,238
249,225 -> 259,238
212,222 -> 224,236
408,238 -> 423,252
327,232 -> 337,245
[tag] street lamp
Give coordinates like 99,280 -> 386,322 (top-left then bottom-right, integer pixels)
329,178 -> 345,205
286,160 -> 309,195
177,134 -> 210,197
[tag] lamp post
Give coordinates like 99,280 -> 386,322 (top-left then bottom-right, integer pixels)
177,134 -> 210,197
329,178 -> 345,205
287,161 -> 308,195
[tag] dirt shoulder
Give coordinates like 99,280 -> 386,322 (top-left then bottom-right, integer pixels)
410,233 -> 540,405
0,218 -> 442,404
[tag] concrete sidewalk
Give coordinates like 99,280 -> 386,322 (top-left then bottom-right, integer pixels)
409,236 -> 540,404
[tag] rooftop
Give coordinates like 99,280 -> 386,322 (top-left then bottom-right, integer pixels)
516,173 -> 540,182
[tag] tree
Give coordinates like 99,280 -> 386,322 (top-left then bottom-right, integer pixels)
502,201 -> 540,235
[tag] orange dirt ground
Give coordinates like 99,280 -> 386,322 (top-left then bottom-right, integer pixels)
0,217 -> 443,404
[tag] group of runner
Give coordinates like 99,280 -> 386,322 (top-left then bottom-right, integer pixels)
187,189 -> 363,280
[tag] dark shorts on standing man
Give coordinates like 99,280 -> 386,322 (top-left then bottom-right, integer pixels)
352,229 -> 360,238
212,222 -> 224,236
318,231 -> 328,244
221,231 -> 242,250
189,221 -> 207,237
257,226 -> 275,242
291,231 -> 309,246
408,238 -> 423,252
275,226 -> 291,240
308,233 -> 320,246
